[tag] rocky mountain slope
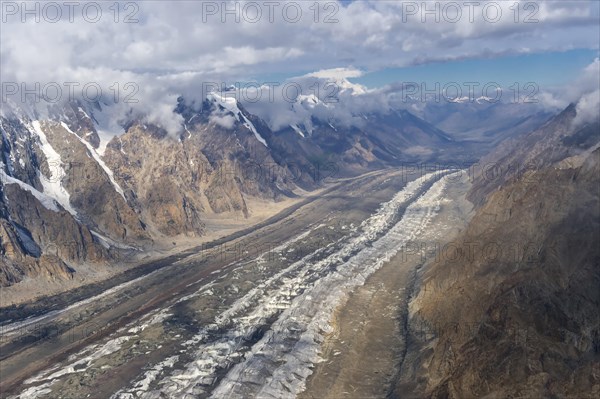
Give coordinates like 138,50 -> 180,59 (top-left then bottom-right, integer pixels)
271,106 -> 461,172
0,93 -> 463,288
396,103 -> 600,398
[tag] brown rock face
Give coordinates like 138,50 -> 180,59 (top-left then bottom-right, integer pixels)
38,120 -> 149,243
397,106 -> 600,398
2,184 -> 103,263
0,218 -> 30,285
48,100 -> 101,148
0,183 -> 104,286
102,124 -> 208,237
101,116 -> 294,236
0,113 -> 124,287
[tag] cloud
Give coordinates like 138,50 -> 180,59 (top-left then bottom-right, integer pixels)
3,1 -> 597,79
240,57 -> 600,133
538,58 -> 600,117
574,89 -> 600,126
304,68 -> 364,80
1,1 -> 598,136
209,114 -> 237,129
235,72 -> 398,132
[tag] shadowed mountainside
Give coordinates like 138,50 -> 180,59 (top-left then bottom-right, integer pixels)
396,103 -> 600,398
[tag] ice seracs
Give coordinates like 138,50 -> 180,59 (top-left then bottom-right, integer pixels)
118,172 -> 455,398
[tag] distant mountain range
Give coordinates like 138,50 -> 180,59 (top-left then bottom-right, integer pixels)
413,100 -> 554,144
1,90 -> 505,287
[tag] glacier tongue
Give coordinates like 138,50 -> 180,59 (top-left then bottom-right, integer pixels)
0,169 -> 61,212
117,170 -> 456,399
211,172 -> 455,398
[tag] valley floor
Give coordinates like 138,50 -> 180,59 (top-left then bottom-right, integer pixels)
0,190 -> 307,307
0,168 -> 471,398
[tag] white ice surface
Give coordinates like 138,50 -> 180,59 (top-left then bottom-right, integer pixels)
15,171 -> 459,399
0,169 -> 61,212
289,124 -> 305,138
125,171 -> 456,398
29,121 -> 77,216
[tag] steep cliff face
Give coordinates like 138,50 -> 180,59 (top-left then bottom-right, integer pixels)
39,120 -> 150,242
1,112 -> 113,286
48,100 -> 102,148
0,183 -> 102,286
0,96 -> 305,285
101,97 -> 296,237
468,103 -> 595,205
398,105 -> 600,398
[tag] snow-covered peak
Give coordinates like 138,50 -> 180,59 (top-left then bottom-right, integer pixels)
449,95 -> 496,104
304,67 -> 367,96
475,96 -> 495,104
297,94 -> 323,109
336,77 -> 367,95
449,96 -> 470,103
207,92 -> 239,111
206,92 -> 268,147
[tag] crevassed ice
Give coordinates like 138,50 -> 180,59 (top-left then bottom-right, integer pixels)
248,173 -> 453,398
16,308 -> 174,399
119,170 -> 454,398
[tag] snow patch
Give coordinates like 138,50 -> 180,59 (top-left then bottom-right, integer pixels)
29,121 -> 77,216
0,170 -> 61,212
60,122 -> 126,200
290,124 -> 305,138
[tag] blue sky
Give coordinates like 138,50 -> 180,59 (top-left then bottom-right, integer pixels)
249,48 -> 599,91
351,49 -> 600,90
